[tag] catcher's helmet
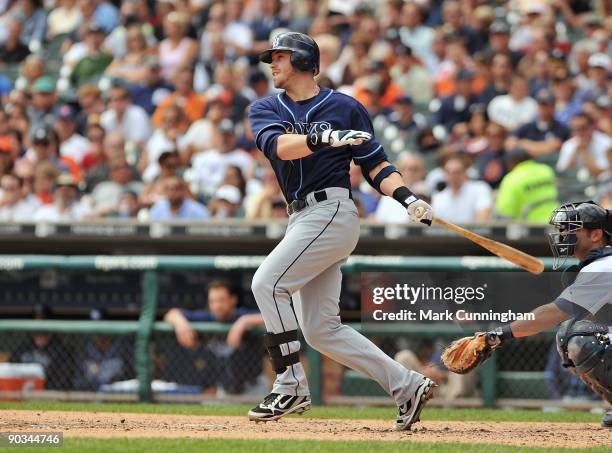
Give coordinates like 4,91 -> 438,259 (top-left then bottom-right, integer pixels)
548,200 -> 612,269
259,32 -> 320,75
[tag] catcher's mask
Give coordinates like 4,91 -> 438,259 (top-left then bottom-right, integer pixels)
548,201 -> 612,270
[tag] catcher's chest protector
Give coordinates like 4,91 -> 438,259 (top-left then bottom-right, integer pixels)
556,319 -> 612,404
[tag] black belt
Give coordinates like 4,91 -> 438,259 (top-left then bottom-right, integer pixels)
287,190 -> 329,215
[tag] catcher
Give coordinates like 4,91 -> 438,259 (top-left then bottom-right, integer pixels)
442,201 -> 612,427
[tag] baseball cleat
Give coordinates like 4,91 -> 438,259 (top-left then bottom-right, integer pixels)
602,411 -> 612,428
395,377 -> 437,431
248,393 -> 311,422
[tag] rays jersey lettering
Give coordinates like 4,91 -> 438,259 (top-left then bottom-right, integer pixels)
249,87 -> 388,202
282,121 -> 331,135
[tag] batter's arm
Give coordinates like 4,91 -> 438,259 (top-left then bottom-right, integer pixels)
276,130 -> 374,160
276,135 -> 313,160
368,161 -> 406,197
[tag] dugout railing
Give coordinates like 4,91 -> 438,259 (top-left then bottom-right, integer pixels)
0,255 -> 581,409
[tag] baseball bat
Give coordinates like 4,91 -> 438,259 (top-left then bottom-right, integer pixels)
415,208 -> 545,274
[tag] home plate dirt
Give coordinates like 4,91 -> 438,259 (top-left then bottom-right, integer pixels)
1,410 -> 610,448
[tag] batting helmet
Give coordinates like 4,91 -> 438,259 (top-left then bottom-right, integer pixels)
259,32 -> 320,75
548,200 -> 612,269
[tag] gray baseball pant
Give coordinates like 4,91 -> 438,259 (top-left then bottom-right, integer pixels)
251,188 -> 423,405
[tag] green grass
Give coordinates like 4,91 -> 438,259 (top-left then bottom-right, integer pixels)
11,439 -> 611,453
0,401 -> 603,423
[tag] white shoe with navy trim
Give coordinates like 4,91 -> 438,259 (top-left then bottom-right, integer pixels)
395,377 -> 436,431
248,393 -> 311,421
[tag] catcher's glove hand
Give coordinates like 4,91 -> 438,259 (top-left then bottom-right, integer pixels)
441,331 -> 500,374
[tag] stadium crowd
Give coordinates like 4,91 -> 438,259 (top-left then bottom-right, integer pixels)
0,0 -> 610,225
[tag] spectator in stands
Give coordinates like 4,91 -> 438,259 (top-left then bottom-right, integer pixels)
54,104 -> 90,167
0,173 -> 39,221
100,82 -> 152,146
190,119 -> 254,200
246,166 -> 284,220
163,279 -> 264,394
390,44 -> 433,106
375,152 -> 428,223
10,305 -> 74,390
496,148 -> 558,223
386,96 -> 428,150
398,1 -> 435,72
478,122 -> 509,189
0,135 -> 16,176
12,0 -> 47,47
140,150 -> 183,207
158,11 -> 198,82
33,172 -> 92,221
127,57 -> 174,116
431,155 -> 492,223
91,155 -> 143,218
485,21 -> 521,67
211,64 -> 252,125
149,174 -> 208,221
110,189 -> 140,219
141,104 -> 187,183
506,89 -> 570,159
27,76 -> 57,134
105,23 -> 152,85
73,309 -> 134,391
0,20 -> 30,64
75,84 -> 106,136
577,53 -> 610,101
81,123 -> 105,173
487,75 -> 538,131
551,75 -> 581,126
152,66 -> 205,130
46,0 -> 81,40
83,131 -> 131,190
478,52 -> 512,106
30,160 -> 58,205
15,127 -> 81,183
208,184 -> 244,220
249,0 -> 288,56
181,95 -> 231,164
69,22 -> 113,88
433,69 -> 478,135
557,112 -> 611,177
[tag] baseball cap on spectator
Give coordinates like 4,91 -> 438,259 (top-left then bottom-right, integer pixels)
535,89 -> 555,104
489,21 -> 510,34
455,69 -> 474,81
32,76 -> 55,93
596,95 -> 610,109
395,43 -> 413,56
215,185 -> 241,205
395,95 -> 413,105
588,53 -> 610,70
219,119 -> 235,134
158,150 -> 179,164
248,70 -> 268,86
583,13 -> 602,27
0,136 -> 13,154
86,22 -> 105,35
525,4 -> 545,15
55,104 -> 77,121
56,172 -> 78,187
31,127 -> 51,145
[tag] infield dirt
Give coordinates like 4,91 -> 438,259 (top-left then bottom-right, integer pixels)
2,410 -> 610,448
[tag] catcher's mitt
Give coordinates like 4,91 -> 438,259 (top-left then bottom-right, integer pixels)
441,332 -> 495,374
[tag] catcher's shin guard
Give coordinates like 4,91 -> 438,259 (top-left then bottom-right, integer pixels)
556,320 -> 612,404
263,330 -> 300,373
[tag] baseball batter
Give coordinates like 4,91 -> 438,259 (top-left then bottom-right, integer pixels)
247,32 -> 436,429
443,201 -> 612,427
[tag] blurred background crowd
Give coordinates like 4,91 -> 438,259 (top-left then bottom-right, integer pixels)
0,0 -> 610,225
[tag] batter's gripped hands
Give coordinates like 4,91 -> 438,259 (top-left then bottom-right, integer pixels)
323,129 -> 372,147
406,196 -> 433,226
175,322 -> 198,349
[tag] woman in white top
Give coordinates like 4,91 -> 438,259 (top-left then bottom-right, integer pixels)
158,11 -> 198,82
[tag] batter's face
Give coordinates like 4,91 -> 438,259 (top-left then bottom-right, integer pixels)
270,51 -> 297,89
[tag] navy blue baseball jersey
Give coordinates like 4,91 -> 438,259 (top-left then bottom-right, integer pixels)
249,87 -> 388,202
